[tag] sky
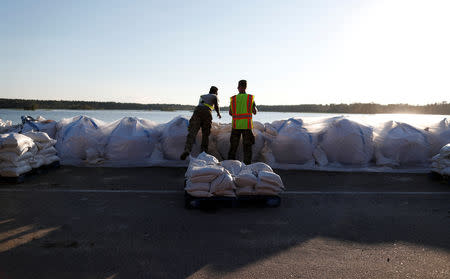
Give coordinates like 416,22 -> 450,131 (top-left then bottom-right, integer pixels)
1,0 -> 449,106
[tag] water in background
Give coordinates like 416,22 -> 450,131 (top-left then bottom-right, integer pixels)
0,108 -> 448,128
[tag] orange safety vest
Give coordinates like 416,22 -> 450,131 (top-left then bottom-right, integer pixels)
230,93 -> 254,129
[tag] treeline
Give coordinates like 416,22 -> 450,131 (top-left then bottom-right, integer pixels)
0,99 -> 194,111
0,98 -> 449,114
257,102 -> 450,115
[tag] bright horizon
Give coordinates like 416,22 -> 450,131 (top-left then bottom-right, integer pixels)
1,0 -> 449,106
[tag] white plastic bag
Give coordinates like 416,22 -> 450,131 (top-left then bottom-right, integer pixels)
375,121 -> 431,166
104,117 -> 160,163
265,118 -> 315,164
55,116 -> 106,164
318,118 -> 374,165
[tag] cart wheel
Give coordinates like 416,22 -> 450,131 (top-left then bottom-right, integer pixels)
266,197 -> 281,208
185,199 -> 201,209
429,171 -> 442,181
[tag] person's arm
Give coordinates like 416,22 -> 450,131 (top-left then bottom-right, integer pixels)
229,107 -> 232,116
214,97 -> 221,118
252,101 -> 258,115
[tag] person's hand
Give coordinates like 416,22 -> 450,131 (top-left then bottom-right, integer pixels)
217,114 -> 222,119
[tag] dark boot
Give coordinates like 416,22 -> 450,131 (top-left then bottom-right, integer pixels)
180,151 -> 190,160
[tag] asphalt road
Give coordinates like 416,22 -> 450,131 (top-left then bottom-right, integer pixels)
0,167 -> 449,279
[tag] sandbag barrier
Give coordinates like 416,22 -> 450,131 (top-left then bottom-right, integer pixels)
1,115 -> 449,172
0,132 -> 61,181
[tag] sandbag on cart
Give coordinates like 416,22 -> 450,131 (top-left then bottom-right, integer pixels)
184,152 -> 284,209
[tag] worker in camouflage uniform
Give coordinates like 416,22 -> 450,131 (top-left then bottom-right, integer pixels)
180,86 -> 221,160
228,80 -> 257,165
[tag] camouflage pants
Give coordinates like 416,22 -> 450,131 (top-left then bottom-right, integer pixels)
184,107 -> 212,153
228,129 -> 255,165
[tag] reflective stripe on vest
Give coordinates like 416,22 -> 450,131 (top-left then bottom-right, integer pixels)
230,94 -> 254,129
203,102 -> 214,110
201,96 -> 214,110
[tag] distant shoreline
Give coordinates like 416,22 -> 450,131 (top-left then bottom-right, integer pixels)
1,98 -> 449,115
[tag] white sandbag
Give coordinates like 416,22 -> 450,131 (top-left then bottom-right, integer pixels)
255,189 -> 280,196
0,164 -> 32,177
22,118 -> 57,139
248,162 -> 273,173
210,172 -> 235,194
439,143 -> 450,158
103,117 -> 160,163
30,155 -> 46,169
188,165 -> 224,178
219,160 -> 243,176
255,181 -> 283,191
35,140 -> 57,150
185,180 -> 210,192
213,190 -> 236,197
318,118 -> 374,165
375,121 -> 431,166
44,155 -> 60,165
258,171 -> 283,188
190,174 -> 220,183
0,158 -> 30,168
0,151 -> 33,162
196,152 -> 219,165
441,167 -> 450,176
38,146 -> 57,156
55,116 -> 106,164
235,166 -> 258,187
265,118 -> 315,164
0,133 -> 35,155
213,122 -> 265,162
187,191 -> 213,198
186,157 -> 208,178
23,131 -> 52,143
236,186 -> 255,196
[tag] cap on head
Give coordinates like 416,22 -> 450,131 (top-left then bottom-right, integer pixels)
238,80 -> 247,88
209,86 -> 218,94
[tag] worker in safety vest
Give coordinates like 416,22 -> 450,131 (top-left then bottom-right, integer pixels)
228,80 -> 257,165
180,86 -> 222,160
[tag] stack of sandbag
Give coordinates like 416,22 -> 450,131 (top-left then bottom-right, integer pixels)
431,144 -> 450,176
235,162 -> 285,196
374,121 -> 431,167
185,152 -> 236,197
0,133 -> 36,177
263,118 -> 315,165
103,117 -> 160,165
317,117 -> 374,165
55,116 -> 106,165
23,131 -> 59,168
